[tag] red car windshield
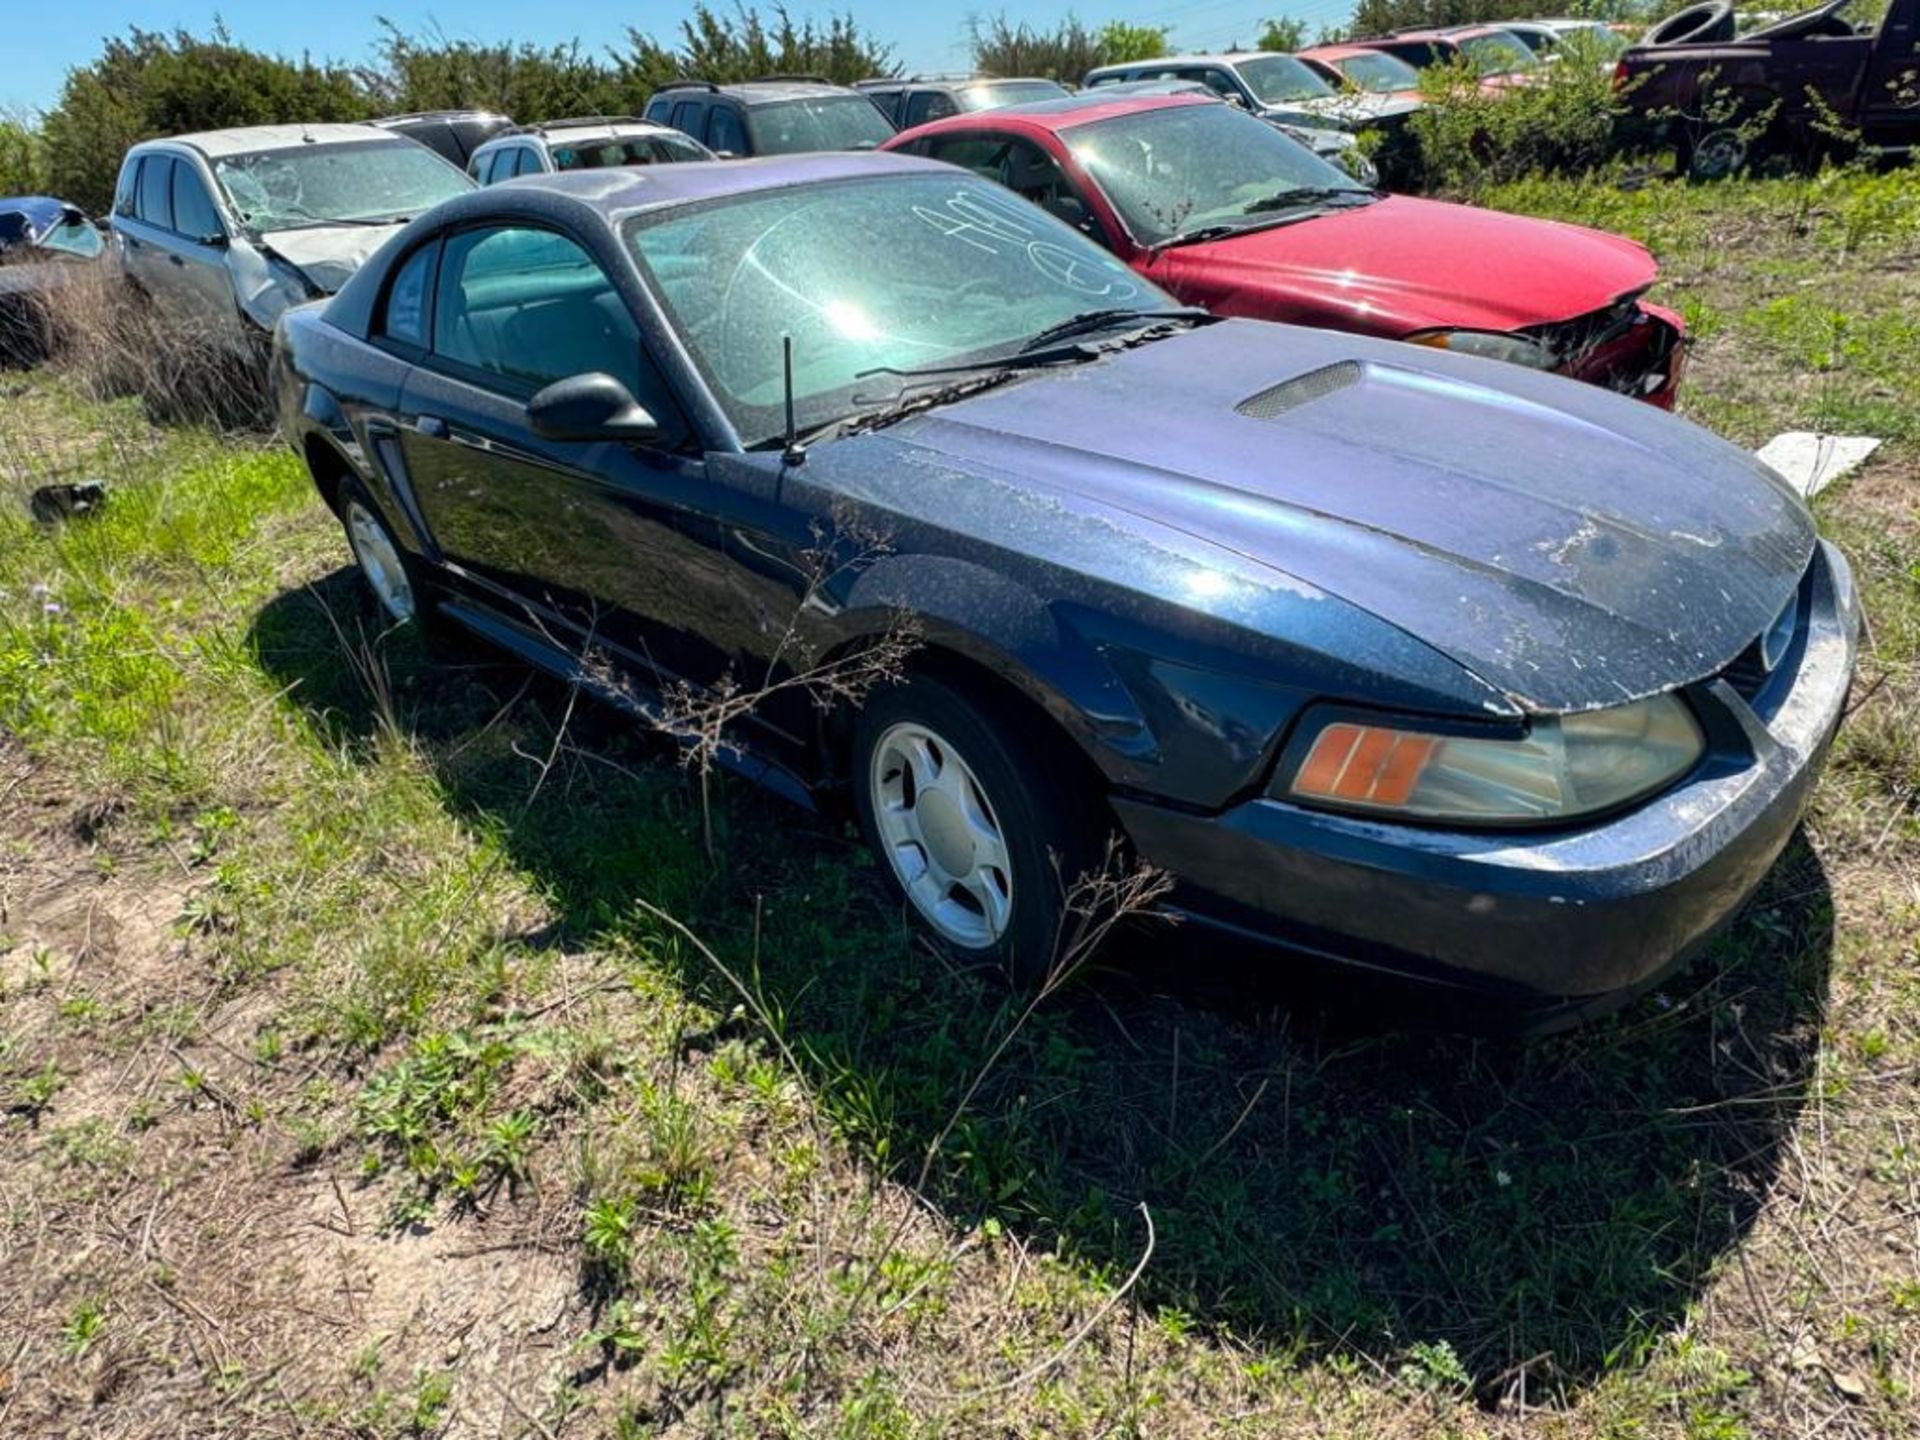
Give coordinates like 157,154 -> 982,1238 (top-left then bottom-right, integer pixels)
1066,103 -> 1375,247
1329,51 -> 1423,93
1458,31 -> 1540,75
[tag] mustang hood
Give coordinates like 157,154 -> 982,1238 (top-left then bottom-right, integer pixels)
1157,194 -> 1656,334
889,320 -> 1814,712
255,223 -> 404,296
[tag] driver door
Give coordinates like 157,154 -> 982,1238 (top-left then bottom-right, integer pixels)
392,223 -> 730,687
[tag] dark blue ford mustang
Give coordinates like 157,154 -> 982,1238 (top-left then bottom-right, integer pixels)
273,153 -> 1857,1025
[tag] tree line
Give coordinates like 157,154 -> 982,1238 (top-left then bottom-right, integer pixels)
2,0 -> 1666,213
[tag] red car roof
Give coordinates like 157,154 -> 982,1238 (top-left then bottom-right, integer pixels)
887,91 -> 1215,142
1298,43 -> 1392,61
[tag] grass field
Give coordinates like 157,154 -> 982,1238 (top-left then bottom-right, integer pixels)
1,167 -> 1916,1438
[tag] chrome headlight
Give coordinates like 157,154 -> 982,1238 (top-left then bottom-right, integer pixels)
1275,694 -> 1706,825
1407,328 -> 1557,371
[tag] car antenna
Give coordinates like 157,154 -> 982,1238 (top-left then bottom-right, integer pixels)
781,333 -> 806,466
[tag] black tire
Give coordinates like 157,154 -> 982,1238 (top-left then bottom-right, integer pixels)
1686,125 -> 1754,181
852,672 -> 1109,990
335,477 -> 449,642
1643,0 -> 1735,46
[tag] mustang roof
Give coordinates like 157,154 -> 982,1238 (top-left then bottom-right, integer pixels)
487,150 -> 955,214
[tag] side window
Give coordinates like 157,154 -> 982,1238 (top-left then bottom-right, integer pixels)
470,151 -> 493,183
137,155 -> 175,229
863,88 -> 902,124
707,106 -> 748,155
380,242 -> 436,349
171,163 -> 224,242
113,159 -> 141,218
904,91 -> 959,127
432,226 -> 641,395
669,100 -> 706,138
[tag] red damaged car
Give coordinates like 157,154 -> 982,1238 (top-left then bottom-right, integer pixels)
884,93 -> 1685,405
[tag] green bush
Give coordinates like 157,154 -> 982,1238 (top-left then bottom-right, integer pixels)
0,121 -> 48,195
1406,54 -> 1631,196
41,27 -> 369,214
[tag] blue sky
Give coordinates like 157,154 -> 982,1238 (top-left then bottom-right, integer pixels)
0,0 -> 1360,118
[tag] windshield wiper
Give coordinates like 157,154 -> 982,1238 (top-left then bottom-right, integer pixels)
793,368 -> 1036,447
1017,305 -> 1213,352
1242,185 -> 1379,215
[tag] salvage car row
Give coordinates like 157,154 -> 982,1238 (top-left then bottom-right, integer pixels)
16,73 -> 1690,404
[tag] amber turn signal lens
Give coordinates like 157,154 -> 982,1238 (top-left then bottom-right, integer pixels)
1291,722 -> 1437,807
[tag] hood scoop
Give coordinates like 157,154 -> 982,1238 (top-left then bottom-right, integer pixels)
1235,359 -> 1365,421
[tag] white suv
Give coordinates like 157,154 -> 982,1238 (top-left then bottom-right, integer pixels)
467,117 -> 714,184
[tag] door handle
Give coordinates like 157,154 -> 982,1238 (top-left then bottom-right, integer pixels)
414,415 -> 449,439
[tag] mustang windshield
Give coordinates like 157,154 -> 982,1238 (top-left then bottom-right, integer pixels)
213,140 -> 472,233
627,174 -> 1167,446
1069,104 -> 1375,246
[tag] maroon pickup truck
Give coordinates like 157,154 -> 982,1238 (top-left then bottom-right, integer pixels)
1617,0 -> 1919,177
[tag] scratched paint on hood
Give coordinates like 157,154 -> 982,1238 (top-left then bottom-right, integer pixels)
881,319 -> 1815,712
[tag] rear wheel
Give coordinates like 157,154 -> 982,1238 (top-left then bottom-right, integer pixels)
1686,125 -> 1752,181
853,673 -> 1107,989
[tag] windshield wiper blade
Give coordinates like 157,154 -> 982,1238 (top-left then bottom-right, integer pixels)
1242,185 -> 1377,215
1017,305 -> 1211,352
794,369 -> 1033,447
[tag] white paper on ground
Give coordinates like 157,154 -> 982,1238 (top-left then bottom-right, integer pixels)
1754,432 -> 1882,499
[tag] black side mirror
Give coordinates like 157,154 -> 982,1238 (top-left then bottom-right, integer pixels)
527,372 -> 661,443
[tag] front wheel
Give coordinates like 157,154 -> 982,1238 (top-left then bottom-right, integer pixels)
337,479 -> 441,636
853,674 -> 1107,989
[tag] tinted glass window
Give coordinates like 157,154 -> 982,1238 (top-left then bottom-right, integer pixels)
669,101 -> 706,137
433,226 -> 639,394
707,106 -> 749,155
515,146 -> 546,176
904,90 -> 959,126
744,95 -> 895,154
548,132 -> 712,169
137,155 -> 175,229
171,163 -> 224,241
383,243 -> 435,347
114,160 -> 141,217
861,88 -> 904,123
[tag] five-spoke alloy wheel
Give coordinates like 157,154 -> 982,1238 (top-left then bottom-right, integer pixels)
854,673 -> 1105,987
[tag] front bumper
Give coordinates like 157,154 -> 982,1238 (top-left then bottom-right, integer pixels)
1560,300 -> 1687,410
1113,539 -> 1858,1015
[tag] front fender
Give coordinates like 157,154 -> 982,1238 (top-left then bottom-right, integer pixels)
839,553 -> 1308,806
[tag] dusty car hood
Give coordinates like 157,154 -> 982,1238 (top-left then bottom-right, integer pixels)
1151,194 -> 1658,335
881,320 -> 1813,712
1290,92 -> 1424,124
255,224 -> 405,295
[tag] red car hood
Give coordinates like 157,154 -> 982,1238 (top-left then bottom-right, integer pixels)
1148,194 -> 1658,335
